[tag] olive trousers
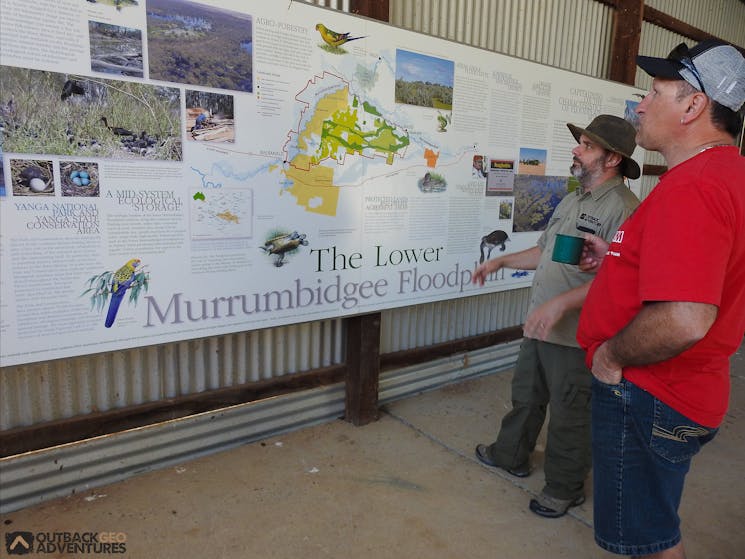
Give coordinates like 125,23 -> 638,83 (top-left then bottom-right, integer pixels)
485,338 -> 592,500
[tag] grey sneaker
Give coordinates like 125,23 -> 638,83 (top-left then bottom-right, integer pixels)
474,444 -> 531,477
529,491 -> 585,518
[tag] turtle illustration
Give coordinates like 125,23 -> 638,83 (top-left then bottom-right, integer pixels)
260,231 -> 309,267
479,230 -> 510,263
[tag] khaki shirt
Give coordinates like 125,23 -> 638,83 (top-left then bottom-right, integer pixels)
529,176 -> 640,347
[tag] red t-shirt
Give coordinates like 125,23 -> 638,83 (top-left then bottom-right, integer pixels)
577,146 -> 745,427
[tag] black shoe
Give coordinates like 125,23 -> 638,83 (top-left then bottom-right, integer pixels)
474,444 -> 531,477
529,492 -> 585,518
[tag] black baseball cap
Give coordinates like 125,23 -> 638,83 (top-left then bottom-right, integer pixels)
637,39 -> 745,112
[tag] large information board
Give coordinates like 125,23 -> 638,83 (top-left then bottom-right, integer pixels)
0,0 -> 645,366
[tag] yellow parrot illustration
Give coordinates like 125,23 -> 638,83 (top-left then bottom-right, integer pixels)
315,23 -> 366,48
105,258 -> 141,327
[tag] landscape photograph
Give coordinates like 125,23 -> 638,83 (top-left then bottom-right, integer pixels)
395,49 -> 454,109
512,175 -> 568,232
518,147 -> 547,176
147,0 -> 253,93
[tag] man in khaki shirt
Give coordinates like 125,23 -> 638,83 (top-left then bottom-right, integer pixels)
472,115 -> 640,518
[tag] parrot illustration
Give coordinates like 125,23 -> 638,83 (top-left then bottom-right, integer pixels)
105,258 -> 141,328
315,23 -> 366,48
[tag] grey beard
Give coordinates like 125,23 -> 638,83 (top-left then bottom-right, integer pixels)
571,162 -> 601,191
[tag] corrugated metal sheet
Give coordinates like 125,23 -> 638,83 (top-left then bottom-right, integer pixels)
0,340 -> 519,513
305,0 -> 351,10
645,0 -> 745,46
639,174 -> 660,201
379,339 -> 522,404
390,0 -> 614,76
0,321 -> 344,430
381,289 -> 529,353
634,24 -> 690,169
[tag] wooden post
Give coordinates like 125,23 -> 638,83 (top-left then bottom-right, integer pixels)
609,0 -> 644,85
343,0 -> 388,426
349,0 -> 390,22
344,313 -> 381,425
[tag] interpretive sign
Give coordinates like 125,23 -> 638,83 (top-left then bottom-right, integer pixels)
0,0 -> 645,365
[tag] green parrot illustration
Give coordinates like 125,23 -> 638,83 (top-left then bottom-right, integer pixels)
105,258 -> 141,328
315,23 -> 366,48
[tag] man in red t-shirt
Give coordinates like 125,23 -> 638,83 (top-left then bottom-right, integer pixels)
577,39 -> 745,559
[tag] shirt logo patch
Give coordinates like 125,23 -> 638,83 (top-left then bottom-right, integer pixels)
577,213 -> 601,234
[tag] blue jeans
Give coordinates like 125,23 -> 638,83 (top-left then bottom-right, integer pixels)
591,377 -> 717,556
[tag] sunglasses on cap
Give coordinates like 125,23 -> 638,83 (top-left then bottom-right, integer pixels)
667,43 -> 706,93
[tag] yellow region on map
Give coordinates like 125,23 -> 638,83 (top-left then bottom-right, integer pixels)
285,87 -> 348,215
284,80 -> 410,217
283,164 -> 338,214
216,210 -> 239,223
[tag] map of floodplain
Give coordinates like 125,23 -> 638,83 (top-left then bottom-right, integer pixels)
284,73 -> 410,216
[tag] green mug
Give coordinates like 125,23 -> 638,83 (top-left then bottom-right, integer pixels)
552,233 -> 584,264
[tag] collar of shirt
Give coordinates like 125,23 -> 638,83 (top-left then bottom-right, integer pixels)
576,176 -> 625,202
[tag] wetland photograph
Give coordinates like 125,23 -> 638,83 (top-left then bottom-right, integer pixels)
146,0 -> 253,93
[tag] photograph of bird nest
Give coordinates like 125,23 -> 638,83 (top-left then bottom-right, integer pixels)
61,161 -> 100,197
89,21 -> 144,78
185,90 -> 235,143
0,65 -> 182,161
146,0 -> 252,93
10,159 -> 55,196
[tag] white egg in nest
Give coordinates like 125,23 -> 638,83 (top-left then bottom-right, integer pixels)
29,178 -> 47,192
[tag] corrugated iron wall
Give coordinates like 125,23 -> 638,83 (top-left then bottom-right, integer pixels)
3,0 -> 745,432
645,0 -> 745,46
0,321 -> 344,429
381,291 -> 529,353
311,0 -> 351,10
390,0 -> 614,75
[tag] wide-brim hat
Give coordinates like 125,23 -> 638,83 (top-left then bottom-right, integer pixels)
567,115 -> 641,179
636,39 -> 745,112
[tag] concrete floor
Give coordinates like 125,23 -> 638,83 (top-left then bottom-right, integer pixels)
2,342 -> 743,558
